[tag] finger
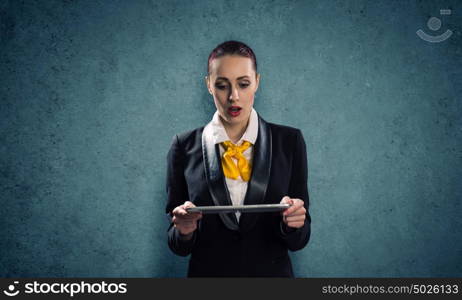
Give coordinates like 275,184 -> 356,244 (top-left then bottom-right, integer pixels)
284,206 -> 305,217
174,225 -> 196,234
175,215 -> 202,224
180,219 -> 195,225
178,223 -> 197,230
283,199 -> 304,216
174,204 -> 202,218
184,209 -> 203,218
181,202 -> 203,217
175,222 -> 195,230
285,215 -> 305,222
172,206 -> 188,216
183,201 -> 196,209
177,226 -> 196,234
179,217 -> 198,224
172,216 -> 186,225
286,206 -> 306,217
173,215 -> 195,224
179,212 -> 202,219
286,221 -> 305,229
283,201 -> 298,215
172,211 -> 187,222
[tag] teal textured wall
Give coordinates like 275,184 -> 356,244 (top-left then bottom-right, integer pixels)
1,0 -> 461,277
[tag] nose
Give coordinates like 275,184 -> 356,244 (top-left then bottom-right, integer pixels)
228,84 -> 239,102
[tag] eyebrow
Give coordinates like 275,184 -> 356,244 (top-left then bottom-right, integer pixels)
216,76 -> 250,81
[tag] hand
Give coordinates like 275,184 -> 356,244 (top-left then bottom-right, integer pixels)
280,196 -> 306,229
172,201 -> 203,238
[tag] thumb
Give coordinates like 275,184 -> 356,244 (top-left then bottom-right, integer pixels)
183,201 -> 195,209
281,196 -> 292,204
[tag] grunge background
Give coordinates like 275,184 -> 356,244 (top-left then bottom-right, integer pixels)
1,0 -> 461,277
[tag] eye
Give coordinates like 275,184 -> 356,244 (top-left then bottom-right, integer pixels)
215,84 -> 227,90
240,83 -> 250,88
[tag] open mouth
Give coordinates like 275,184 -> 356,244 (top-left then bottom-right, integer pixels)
227,106 -> 242,117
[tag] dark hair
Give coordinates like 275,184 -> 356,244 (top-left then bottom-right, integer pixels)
207,40 -> 258,76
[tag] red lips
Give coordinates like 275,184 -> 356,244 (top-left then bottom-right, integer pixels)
227,106 -> 242,117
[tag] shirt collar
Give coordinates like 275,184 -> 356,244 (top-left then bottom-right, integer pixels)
209,107 -> 259,145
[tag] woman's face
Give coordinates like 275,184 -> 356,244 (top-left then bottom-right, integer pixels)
205,55 -> 260,127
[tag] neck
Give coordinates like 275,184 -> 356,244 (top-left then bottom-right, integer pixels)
221,115 -> 250,144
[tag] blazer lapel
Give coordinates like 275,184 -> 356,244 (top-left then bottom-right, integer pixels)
202,123 -> 239,231
238,113 -> 272,233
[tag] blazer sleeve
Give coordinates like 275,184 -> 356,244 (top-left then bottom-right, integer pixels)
275,129 -> 312,251
165,134 -> 198,256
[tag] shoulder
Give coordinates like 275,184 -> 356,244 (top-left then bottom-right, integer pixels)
175,126 -> 204,143
169,126 -> 205,153
264,121 -> 307,161
266,121 -> 302,141
263,120 -> 307,154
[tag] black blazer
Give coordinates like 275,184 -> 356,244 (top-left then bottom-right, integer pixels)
165,113 -> 311,277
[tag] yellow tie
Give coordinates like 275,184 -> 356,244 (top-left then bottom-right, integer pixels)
221,140 -> 252,181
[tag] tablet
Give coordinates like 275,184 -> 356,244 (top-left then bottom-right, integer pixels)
186,203 -> 291,214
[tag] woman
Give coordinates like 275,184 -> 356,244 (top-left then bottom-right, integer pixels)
165,40 -> 311,277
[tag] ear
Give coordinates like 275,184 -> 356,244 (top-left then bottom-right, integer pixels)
254,73 -> 260,93
205,75 -> 213,95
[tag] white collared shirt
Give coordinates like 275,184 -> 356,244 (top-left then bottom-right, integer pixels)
205,107 -> 259,222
